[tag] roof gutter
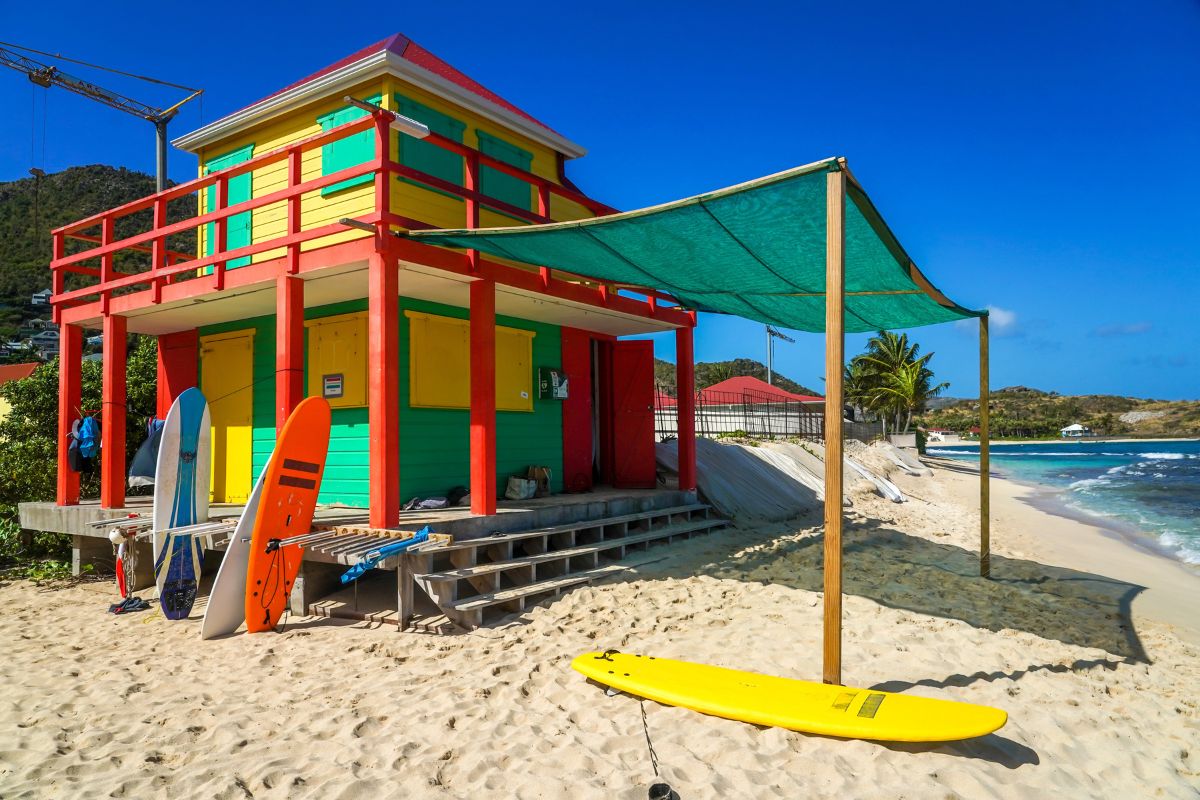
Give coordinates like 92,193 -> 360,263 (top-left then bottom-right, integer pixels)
172,51 -> 587,159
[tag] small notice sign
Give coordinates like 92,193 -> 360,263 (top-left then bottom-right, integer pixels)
322,373 -> 344,399
538,367 -> 569,400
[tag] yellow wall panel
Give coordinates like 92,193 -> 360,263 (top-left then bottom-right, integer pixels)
305,311 -> 368,407
407,311 -> 470,408
199,329 -> 255,503
406,311 -> 534,411
495,327 -> 535,412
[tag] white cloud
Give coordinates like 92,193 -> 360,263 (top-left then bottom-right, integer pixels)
956,305 -> 1020,337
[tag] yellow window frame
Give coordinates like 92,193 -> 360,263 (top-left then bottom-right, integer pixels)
406,310 -> 535,412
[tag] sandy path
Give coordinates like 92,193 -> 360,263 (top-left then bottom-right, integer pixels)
2,460 -> 1198,799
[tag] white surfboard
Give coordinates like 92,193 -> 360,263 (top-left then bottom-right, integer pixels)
152,388 -> 211,593
200,470 -> 265,640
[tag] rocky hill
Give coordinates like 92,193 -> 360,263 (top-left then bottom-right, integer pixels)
920,387 -> 1200,438
0,165 -> 195,340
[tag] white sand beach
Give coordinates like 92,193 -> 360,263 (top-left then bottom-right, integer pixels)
2,456 -> 1199,799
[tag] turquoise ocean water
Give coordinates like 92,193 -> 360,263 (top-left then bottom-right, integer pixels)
928,439 -> 1200,566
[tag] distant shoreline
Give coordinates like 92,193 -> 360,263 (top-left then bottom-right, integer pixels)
933,436 -> 1200,447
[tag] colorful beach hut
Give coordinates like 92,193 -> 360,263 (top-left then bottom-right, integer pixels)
43,33 -> 990,684
49,34 -> 694,526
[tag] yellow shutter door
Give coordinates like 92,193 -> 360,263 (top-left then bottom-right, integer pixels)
200,330 -> 255,503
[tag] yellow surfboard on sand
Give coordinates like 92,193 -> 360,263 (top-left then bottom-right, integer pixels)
571,651 -> 1007,743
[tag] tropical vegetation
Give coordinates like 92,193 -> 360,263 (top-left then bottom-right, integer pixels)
845,331 -> 948,435
0,336 -> 157,574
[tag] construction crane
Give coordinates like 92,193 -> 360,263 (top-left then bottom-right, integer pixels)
0,40 -> 202,191
765,325 -> 795,385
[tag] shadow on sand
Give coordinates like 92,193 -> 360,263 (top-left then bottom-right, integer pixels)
662,515 -> 1148,664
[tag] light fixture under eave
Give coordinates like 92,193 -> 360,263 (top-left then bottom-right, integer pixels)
341,95 -> 430,139
389,113 -> 430,139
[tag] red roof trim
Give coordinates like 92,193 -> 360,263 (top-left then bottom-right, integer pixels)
239,33 -> 561,137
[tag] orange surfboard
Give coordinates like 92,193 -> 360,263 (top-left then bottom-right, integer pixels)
244,397 -> 331,633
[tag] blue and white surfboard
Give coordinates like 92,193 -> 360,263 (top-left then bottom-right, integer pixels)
152,388 -> 211,619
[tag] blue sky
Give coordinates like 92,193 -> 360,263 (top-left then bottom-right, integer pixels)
2,1 -> 1198,399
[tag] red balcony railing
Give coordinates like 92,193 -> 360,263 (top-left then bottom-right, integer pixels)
50,106 -> 620,317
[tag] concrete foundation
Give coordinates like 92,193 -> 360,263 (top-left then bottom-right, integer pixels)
22,488 -> 697,609
72,533 -> 115,577
289,561 -> 346,616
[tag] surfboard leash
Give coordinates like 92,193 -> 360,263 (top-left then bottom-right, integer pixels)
640,700 -> 678,800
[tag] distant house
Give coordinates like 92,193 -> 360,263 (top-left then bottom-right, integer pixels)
926,427 -> 961,443
0,362 -> 38,423
30,289 -> 51,306
1060,423 -> 1091,438
27,331 -> 60,360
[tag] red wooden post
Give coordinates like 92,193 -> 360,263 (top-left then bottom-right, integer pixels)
367,114 -> 399,528
286,149 -> 302,274
56,323 -> 82,506
374,113 -> 390,223
100,313 -> 128,508
465,151 -> 480,272
470,278 -> 497,515
276,274 -> 304,430
367,249 -> 400,528
214,175 -> 229,290
99,216 -> 115,315
151,197 -> 166,303
537,184 -> 551,289
156,329 -> 198,418
675,323 -> 697,492
50,231 -> 64,324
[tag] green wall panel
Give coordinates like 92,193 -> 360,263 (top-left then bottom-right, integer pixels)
199,295 -> 565,509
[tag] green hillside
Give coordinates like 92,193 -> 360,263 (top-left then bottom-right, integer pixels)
920,386 -> 1200,438
0,165 -> 195,340
654,357 -> 821,396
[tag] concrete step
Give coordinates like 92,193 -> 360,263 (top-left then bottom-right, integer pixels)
417,518 -> 726,584
448,562 -> 636,613
423,503 -> 710,555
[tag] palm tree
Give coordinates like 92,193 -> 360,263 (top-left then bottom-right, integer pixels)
870,358 -> 950,433
847,330 -> 949,434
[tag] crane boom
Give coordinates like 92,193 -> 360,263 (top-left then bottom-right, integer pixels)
0,46 -> 167,121
0,42 -> 202,190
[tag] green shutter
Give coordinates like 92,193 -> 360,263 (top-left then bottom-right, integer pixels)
476,130 -> 533,214
204,144 -> 255,270
318,93 -> 382,196
395,94 -> 466,198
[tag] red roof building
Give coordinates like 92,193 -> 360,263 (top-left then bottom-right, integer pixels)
0,362 -> 38,420
701,376 -> 823,404
0,362 -> 38,386
655,375 -> 823,408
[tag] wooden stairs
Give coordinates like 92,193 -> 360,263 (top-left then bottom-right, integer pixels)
410,503 -> 725,630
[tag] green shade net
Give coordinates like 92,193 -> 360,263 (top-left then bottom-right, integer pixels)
404,158 -> 984,333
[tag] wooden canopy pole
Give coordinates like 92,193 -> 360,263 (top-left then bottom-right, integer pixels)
822,169 -> 846,686
979,314 -> 991,578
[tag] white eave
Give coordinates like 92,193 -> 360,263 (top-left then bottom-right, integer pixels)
172,50 -> 588,159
